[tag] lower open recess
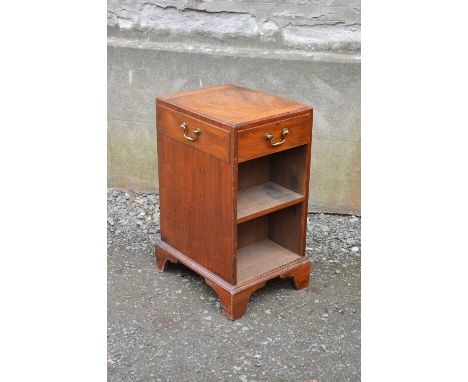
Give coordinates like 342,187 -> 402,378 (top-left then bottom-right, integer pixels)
236,203 -> 304,284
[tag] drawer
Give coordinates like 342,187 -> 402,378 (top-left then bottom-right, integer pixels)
238,115 -> 311,162
157,105 -> 230,162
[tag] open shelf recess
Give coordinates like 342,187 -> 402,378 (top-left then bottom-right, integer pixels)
236,145 -> 308,284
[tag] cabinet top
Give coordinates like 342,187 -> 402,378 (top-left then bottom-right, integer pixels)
157,84 -> 311,129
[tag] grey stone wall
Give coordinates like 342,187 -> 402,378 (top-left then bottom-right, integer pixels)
107,0 -> 361,214
108,0 -> 360,51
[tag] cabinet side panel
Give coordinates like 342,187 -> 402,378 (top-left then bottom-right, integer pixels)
157,126 -> 234,284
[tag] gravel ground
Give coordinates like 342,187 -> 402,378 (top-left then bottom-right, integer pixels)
107,190 -> 361,382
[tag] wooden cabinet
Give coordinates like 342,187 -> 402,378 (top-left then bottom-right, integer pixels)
155,84 -> 313,319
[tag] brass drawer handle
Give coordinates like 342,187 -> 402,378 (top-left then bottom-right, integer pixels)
180,122 -> 201,141
265,128 -> 289,147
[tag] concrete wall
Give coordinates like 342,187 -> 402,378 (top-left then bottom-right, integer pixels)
107,0 -> 361,214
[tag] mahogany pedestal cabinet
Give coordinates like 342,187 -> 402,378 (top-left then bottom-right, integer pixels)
155,84 -> 313,320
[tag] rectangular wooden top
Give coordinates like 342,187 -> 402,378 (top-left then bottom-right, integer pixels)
157,84 -> 312,130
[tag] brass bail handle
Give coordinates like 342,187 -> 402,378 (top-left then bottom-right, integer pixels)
265,128 -> 289,147
180,122 -> 201,141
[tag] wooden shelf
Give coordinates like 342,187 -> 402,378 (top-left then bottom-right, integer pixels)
237,239 -> 302,284
237,181 -> 304,223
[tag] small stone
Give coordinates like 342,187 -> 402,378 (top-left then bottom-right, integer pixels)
107,217 -> 114,226
202,316 -> 212,320
351,246 -> 359,252
335,269 -> 341,274
265,310 -> 271,314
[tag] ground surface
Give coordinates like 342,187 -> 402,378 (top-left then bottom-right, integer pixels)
107,190 -> 361,382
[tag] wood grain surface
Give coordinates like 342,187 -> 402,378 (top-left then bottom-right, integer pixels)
238,115 -> 311,162
237,181 -> 304,223
156,125 -> 235,284
157,104 -> 230,162
237,239 -> 302,283
155,84 -> 313,319
158,84 -> 311,130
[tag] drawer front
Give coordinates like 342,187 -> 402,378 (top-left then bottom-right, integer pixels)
238,115 -> 311,162
157,105 -> 230,162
